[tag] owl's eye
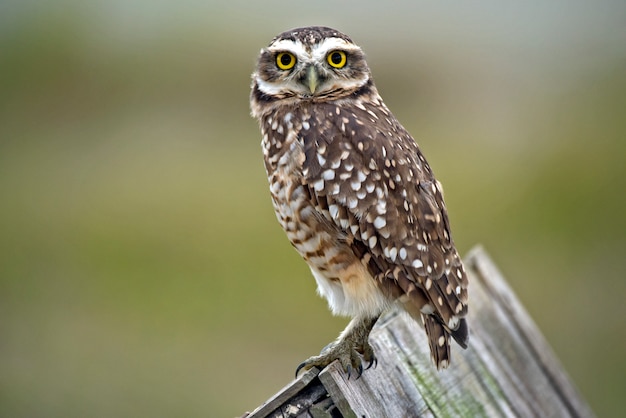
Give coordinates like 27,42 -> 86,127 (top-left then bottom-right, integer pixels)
327,51 -> 347,68
276,52 -> 296,70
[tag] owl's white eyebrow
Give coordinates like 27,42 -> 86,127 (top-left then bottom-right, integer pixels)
311,38 -> 360,61
268,39 -> 307,55
268,38 -> 360,61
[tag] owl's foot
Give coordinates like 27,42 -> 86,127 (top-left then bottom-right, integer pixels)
295,315 -> 379,379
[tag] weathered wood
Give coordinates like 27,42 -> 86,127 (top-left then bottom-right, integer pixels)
240,368 -> 336,418
243,246 -> 594,418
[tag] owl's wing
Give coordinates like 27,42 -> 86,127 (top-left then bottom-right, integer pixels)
300,102 -> 468,338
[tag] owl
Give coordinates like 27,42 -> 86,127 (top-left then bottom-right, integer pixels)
250,26 -> 468,377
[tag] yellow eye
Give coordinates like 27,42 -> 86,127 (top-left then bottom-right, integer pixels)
327,50 -> 347,68
276,52 -> 296,70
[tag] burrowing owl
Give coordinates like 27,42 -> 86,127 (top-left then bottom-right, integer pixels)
250,26 -> 468,376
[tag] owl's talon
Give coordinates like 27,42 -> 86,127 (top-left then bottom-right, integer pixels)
345,364 -> 353,379
359,339 -> 377,370
295,316 -> 378,380
296,349 -> 364,380
295,362 -> 308,379
365,356 -> 377,370
355,363 -> 364,379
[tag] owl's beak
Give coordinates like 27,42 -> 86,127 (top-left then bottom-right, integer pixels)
305,65 -> 319,94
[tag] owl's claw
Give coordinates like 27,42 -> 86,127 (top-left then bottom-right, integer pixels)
295,316 -> 379,379
359,339 -> 377,371
345,364 -> 353,379
365,355 -> 378,370
296,342 -> 365,379
345,363 -> 365,380
353,363 -> 365,380
295,362 -> 318,379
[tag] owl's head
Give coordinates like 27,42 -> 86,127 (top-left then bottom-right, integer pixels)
251,27 -> 373,108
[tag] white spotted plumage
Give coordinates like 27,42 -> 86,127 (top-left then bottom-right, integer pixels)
251,26 -> 469,372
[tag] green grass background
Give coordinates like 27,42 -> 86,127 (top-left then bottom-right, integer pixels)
1,2 -> 625,416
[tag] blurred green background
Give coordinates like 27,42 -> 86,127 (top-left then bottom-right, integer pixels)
1,1 -> 625,416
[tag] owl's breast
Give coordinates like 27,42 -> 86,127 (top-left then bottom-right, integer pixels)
268,166 -> 388,318
266,137 -> 345,272
262,113 -> 319,256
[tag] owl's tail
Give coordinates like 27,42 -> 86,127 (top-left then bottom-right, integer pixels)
421,314 -> 469,369
395,269 -> 469,370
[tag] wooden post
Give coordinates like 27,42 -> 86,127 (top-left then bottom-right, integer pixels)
242,246 -> 594,418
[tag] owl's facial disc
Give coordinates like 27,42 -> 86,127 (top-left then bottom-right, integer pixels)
255,37 -> 370,99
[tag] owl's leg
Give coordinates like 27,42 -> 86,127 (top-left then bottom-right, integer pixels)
296,314 -> 379,379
